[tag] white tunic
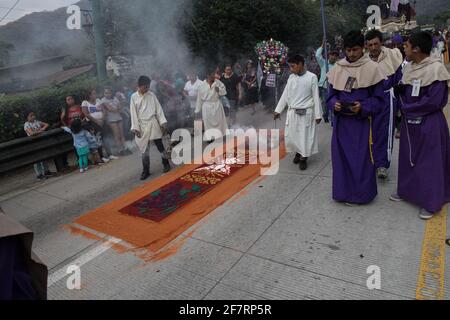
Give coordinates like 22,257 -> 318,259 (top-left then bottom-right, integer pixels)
275,71 -> 322,157
130,91 -> 168,153
195,80 -> 229,136
184,78 -> 203,109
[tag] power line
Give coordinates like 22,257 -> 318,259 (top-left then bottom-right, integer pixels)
0,6 -> 30,13
0,0 -> 20,23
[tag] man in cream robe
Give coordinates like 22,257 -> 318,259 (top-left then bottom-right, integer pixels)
195,70 -> 229,140
365,30 -> 404,179
274,54 -> 322,170
130,76 -> 171,180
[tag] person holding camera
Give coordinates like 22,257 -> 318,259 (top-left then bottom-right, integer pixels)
327,30 -> 386,206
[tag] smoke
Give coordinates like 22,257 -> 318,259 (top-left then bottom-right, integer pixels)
0,0 -> 92,67
104,0 -> 197,78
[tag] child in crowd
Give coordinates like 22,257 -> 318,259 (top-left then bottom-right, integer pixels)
63,119 -> 92,173
86,127 -> 103,166
24,112 -> 56,180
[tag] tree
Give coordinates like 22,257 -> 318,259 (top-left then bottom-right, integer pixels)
433,10 -> 450,28
184,0 -> 375,62
100,0 -> 378,68
185,0 -> 309,62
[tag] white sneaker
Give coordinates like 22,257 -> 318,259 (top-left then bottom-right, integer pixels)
80,168 -> 85,173
109,155 -> 119,160
389,194 -> 404,202
419,209 -> 435,220
344,202 -> 360,207
102,157 -> 111,163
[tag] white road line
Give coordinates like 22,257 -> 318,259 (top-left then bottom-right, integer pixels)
47,236 -> 122,287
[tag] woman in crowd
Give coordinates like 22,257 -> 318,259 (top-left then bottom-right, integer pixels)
444,33 -> 450,65
100,87 -> 132,156
114,86 -> 133,141
243,60 -> 259,114
221,64 -> 241,124
307,51 -> 321,79
60,95 -> 85,127
81,89 -> 117,162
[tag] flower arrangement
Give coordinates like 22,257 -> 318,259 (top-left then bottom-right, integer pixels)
255,39 -> 289,75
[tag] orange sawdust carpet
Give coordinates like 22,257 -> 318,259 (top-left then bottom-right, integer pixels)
74,134 -> 286,253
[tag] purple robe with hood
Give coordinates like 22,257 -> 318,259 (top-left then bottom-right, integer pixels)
370,47 -> 404,170
397,59 -> 450,213
327,56 -> 386,204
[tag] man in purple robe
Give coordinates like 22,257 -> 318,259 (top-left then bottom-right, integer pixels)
365,30 -> 404,180
390,31 -> 450,220
327,30 -> 386,205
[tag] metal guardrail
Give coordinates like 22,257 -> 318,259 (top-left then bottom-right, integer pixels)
0,128 -> 73,174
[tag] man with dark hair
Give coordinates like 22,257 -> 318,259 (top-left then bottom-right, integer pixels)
327,30 -> 386,205
390,31 -> 450,220
274,54 -> 322,171
130,75 -> 171,180
316,39 -> 339,123
195,67 -> 228,141
365,29 -> 404,180
220,64 -> 241,124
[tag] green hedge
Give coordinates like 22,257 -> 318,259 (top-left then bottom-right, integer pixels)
0,77 -> 103,143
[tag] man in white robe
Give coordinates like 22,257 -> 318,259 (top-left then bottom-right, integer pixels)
274,54 -> 322,170
130,76 -> 171,180
195,69 -> 229,141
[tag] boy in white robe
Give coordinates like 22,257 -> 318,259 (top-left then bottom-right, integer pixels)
130,76 -> 171,180
195,68 -> 229,141
274,54 -> 322,170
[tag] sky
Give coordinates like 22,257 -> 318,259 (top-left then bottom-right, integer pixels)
0,0 -> 75,26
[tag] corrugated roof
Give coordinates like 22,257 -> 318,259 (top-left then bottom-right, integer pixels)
0,55 -> 69,72
34,64 -> 93,87
0,64 -> 94,95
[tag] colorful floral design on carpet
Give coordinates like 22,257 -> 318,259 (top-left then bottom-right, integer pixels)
119,154 -> 250,222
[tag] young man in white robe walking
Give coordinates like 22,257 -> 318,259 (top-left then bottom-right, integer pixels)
195,68 -> 229,142
274,54 -> 322,170
130,76 -> 171,180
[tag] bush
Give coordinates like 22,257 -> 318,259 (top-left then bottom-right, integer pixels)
0,77 -> 101,143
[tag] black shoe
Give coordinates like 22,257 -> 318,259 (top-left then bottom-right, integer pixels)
140,171 -> 151,181
37,175 -> 48,181
44,171 -> 57,177
163,163 -> 171,173
293,153 -> 302,164
299,159 -> 308,171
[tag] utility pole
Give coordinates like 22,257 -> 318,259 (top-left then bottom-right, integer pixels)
320,0 -> 329,73
91,0 -> 107,81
